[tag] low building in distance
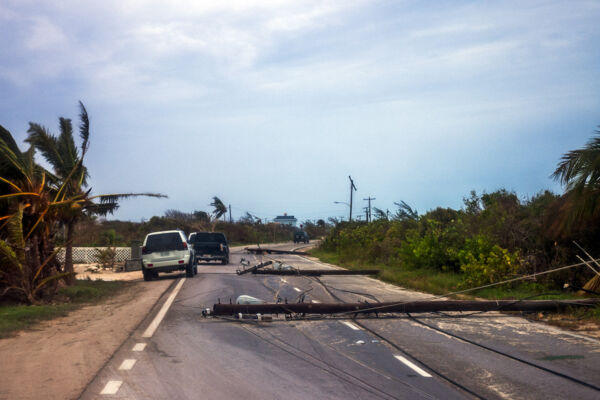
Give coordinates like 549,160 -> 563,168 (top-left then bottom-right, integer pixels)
273,213 -> 297,226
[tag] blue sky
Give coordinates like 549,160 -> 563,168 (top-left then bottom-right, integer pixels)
1,0 -> 599,222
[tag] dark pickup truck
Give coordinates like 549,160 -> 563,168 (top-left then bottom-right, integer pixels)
188,232 -> 229,265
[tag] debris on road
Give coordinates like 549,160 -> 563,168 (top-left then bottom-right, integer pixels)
236,295 -> 265,305
245,247 -> 308,255
236,260 -> 273,275
252,269 -> 380,276
212,299 -> 600,316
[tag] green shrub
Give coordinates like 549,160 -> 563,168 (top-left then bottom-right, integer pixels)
458,235 -> 521,287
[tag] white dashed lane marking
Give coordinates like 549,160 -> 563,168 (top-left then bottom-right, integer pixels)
100,380 -> 122,395
394,355 -> 432,377
341,321 -> 361,331
311,300 -> 320,303
118,359 -> 137,370
293,287 -> 302,292
132,343 -> 146,352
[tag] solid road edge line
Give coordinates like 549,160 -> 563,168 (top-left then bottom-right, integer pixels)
142,278 -> 186,338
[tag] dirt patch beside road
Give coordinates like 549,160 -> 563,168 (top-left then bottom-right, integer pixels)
0,278 -> 173,400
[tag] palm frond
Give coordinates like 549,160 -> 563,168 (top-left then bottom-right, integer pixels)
210,196 -> 227,219
373,207 -> 387,220
393,200 -> 419,221
552,129 -> 600,191
89,192 -> 168,203
0,130 -> 31,185
78,101 -> 90,158
57,117 -> 79,177
26,123 -> 64,172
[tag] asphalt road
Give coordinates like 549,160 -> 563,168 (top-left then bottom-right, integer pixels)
80,243 -> 600,399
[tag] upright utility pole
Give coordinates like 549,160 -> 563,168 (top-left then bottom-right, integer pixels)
349,176 -> 357,221
363,196 -> 376,222
229,205 -> 232,223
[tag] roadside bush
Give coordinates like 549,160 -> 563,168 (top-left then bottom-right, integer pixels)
458,235 -> 521,287
94,247 -> 117,270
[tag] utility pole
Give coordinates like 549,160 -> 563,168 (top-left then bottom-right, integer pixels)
349,176 -> 357,222
363,196 -> 375,223
229,205 -> 232,223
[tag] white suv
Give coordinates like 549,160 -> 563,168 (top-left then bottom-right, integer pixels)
141,230 -> 196,281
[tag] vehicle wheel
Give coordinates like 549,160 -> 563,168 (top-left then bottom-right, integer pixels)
194,265 -> 198,275
142,267 -> 152,281
222,258 -> 229,265
186,260 -> 194,277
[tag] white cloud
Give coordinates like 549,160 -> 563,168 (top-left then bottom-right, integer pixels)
24,16 -> 67,50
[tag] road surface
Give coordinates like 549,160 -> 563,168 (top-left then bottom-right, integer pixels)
80,243 -> 600,399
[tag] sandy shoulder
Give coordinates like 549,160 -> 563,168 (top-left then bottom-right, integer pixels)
0,277 -> 172,400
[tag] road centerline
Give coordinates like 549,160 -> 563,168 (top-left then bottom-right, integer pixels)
394,355 -> 432,377
142,278 -> 186,338
132,343 -> 146,352
341,321 -> 361,331
118,359 -> 137,370
100,380 -> 122,395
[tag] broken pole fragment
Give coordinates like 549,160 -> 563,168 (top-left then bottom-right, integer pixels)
252,269 -> 380,276
245,247 -> 308,255
212,299 -> 600,316
237,260 -> 273,275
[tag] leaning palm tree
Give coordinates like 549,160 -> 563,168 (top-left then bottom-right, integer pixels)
210,196 -> 227,231
26,102 -> 166,283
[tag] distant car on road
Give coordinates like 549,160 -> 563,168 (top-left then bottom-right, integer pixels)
293,230 -> 309,244
188,232 -> 230,265
141,230 -> 196,281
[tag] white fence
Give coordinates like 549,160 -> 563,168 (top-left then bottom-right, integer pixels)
57,247 -> 133,263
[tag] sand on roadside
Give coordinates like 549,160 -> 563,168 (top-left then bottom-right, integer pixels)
0,269 -> 173,400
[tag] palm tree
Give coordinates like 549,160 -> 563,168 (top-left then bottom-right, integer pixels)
210,196 -> 227,231
26,102 -> 90,284
552,128 -> 600,227
26,102 -> 166,283
0,125 -> 69,302
393,201 -> 419,221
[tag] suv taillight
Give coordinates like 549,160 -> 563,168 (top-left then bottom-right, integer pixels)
142,246 -> 150,255
182,242 -> 188,250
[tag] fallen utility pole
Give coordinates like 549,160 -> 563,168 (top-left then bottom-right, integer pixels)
236,261 -> 273,275
252,269 -> 380,276
245,247 -> 308,255
212,299 -> 600,316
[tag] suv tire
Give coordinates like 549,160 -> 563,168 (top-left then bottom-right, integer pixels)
186,260 -> 194,277
142,267 -> 152,281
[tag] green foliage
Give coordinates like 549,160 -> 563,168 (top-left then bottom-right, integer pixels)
320,187 -> 600,290
58,279 -> 125,302
94,247 -> 117,270
457,235 -> 520,287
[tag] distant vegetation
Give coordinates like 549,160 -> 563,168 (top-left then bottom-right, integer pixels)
319,128 -> 600,293
69,211 -> 331,247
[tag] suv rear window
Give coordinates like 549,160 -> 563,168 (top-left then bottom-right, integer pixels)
146,232 -> 185,252
192,232 -> 227,244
